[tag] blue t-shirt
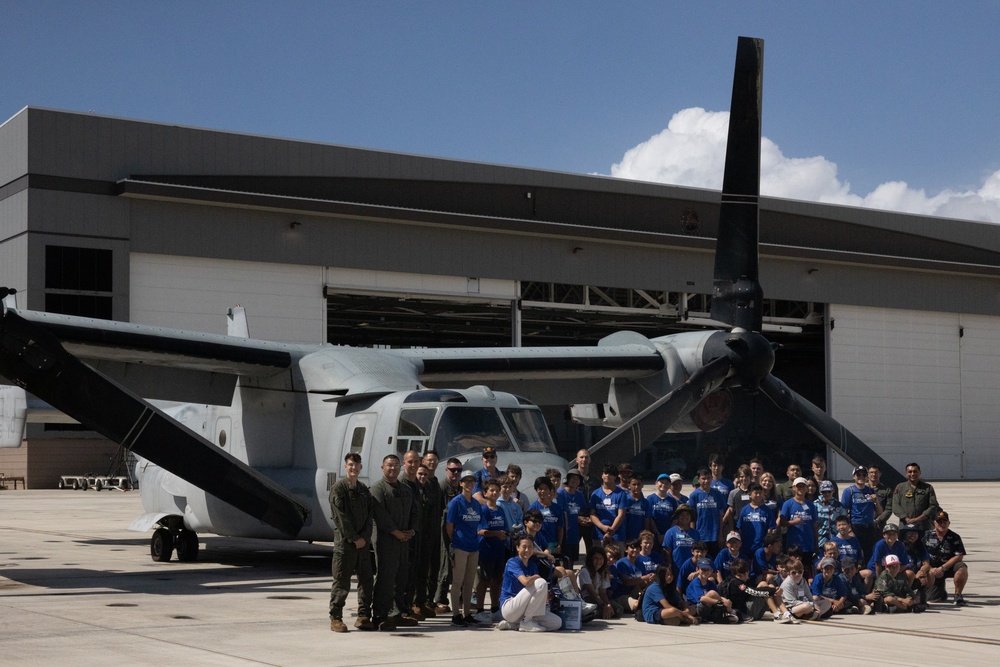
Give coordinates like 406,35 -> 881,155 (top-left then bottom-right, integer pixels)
472,467 -> 500,497
479,504 -> 508,564
624,494 -> 651,541
676,557 -> 700,593
556,487 -> 586,546
637,551 -> 665,575
752,547 -> 776,579
685,575 -> 718,606
736,504 -> 776,557
867,539 -> 910,572
711,478 -> 735,496
689,487 -> 727,543
841,484 -> 878,525
830,534 -> 864,563
641,581 -> 682,623
589,486 -> 628,542
528,498 -> 564,550
612,556 -> 644,597
663,525 -> 701,568
714,549 -> 740,581
446,494 -> 483,553
780,498 -> 818,553
500,556 -> 537,605
811,572 -> 849,600
648,493 -> 677,535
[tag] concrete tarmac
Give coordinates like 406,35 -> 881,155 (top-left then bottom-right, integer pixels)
1,482 -> 998,666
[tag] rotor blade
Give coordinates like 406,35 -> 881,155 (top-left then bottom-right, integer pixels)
711,36 -> 764,332
589,356 -> 732,469
0,310 -> 309,535
759,374 -> 905,488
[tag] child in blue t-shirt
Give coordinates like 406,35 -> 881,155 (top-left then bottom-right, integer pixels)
810,557 -> 849,616
689,469 -> 727,555
686,558 -> 736,623
475,479 -> 508,618
641,565 -> 699,625
623,476 -> 652,542
557,469 -> 587,563
677,541 -> 709,594
663,504 -> 701,571
714,532 -> 743,583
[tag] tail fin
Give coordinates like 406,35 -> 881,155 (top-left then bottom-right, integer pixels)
227,306 -> 250,338
710,36 -> 764,332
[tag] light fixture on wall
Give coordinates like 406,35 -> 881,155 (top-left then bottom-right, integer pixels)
289,221 -> 302,230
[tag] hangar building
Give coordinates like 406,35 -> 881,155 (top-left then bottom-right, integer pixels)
2,107 -> 1000,486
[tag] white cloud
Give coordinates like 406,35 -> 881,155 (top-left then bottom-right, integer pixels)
610,108 -> 1000,224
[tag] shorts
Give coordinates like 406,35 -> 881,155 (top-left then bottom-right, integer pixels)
937,561 -> 968,579
478,557 -> 504,581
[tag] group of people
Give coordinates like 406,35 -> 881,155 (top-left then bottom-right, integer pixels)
328,446 -> 970,634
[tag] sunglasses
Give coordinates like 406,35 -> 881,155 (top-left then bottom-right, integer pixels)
447,468 -> 462,473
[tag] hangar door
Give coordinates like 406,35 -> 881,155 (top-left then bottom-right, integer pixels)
828,304 -> 1000,479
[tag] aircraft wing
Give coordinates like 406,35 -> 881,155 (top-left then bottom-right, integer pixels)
0,308 -> 304,404
0,306 -> 309,535
390,331 -> 667,405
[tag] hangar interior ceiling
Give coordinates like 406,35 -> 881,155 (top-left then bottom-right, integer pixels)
325,281 -> 824,350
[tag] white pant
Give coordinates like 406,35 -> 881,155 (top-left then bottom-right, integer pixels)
500,579 -> 562,630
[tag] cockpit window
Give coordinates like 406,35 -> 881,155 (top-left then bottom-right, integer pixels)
432,407 -> 513,458
502,408 -> 557,454
397,408 -> 438,454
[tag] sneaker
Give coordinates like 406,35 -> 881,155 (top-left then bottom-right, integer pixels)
391,614 -> 418,627
330,618 -> 349,633
519,619 -> 545,632
377,618 -> 396,632
787,612 -> 801,624
846,606 -> 860,615
774,613 -> 791,624
725,613 -> 740,624
435,603 -> 452,614
955,596 -> 968,607
355,617 -> 375,631
581,602 -> 598,616
811,609 -> 822,621
451,613 -> 468,627
473,610 -> 493,624
464,614 -> 481,625
496,619 -> 519,631
862,605 -> 874,616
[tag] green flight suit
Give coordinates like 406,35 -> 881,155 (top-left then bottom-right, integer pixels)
329,477 -> 374,620
371,476 -> 418,621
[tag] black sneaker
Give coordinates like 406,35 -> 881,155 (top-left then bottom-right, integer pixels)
955,596 -> 968,607
464,614 -> 481,625
451,613 -> 468,626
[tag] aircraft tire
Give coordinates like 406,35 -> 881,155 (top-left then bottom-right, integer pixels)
57,479 -> 65,490
151,528 -> 174,562
175,530 -> 199,562
72,480 -> 79,490
95,480 -> 102,491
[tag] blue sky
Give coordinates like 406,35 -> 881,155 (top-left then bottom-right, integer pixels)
4,2 -> 1000,220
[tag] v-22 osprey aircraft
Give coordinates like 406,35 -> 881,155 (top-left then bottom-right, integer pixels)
0,36 -> 901,563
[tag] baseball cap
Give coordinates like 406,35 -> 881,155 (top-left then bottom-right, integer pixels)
853,465 -> 868,478
697,558 -> 714,570
792,476 -> 808,486
726,531 -> 742,543
819,557 -> 837,570
935,510 -> 950,522
460,469 -> 476,481
482,446 -> 496,456
841,556 -> 858,569
656,473 -> 671,482
884,554 -> 901,566
669,473 -> 683,483
820,480 -> 834,492
883,523 -> 899,534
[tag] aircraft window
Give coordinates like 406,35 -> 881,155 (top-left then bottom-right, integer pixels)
432,407 -> 513,459
349,427 -> 366,454
501,408 -> 557,454
397,408 -> 437,454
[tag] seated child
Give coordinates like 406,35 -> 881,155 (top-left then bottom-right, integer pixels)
780,557 -> 831,621
874,554 -> 921,613
714,531 -> 743,584
752,533 -> 782,585
578,548 -> 621,619
719,557 -> 790,623
810,557 -> 849,616
640,565 -> 699,626
677,541 -> 709,594
839,557 -> 875,615
685,558 -> 738,624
